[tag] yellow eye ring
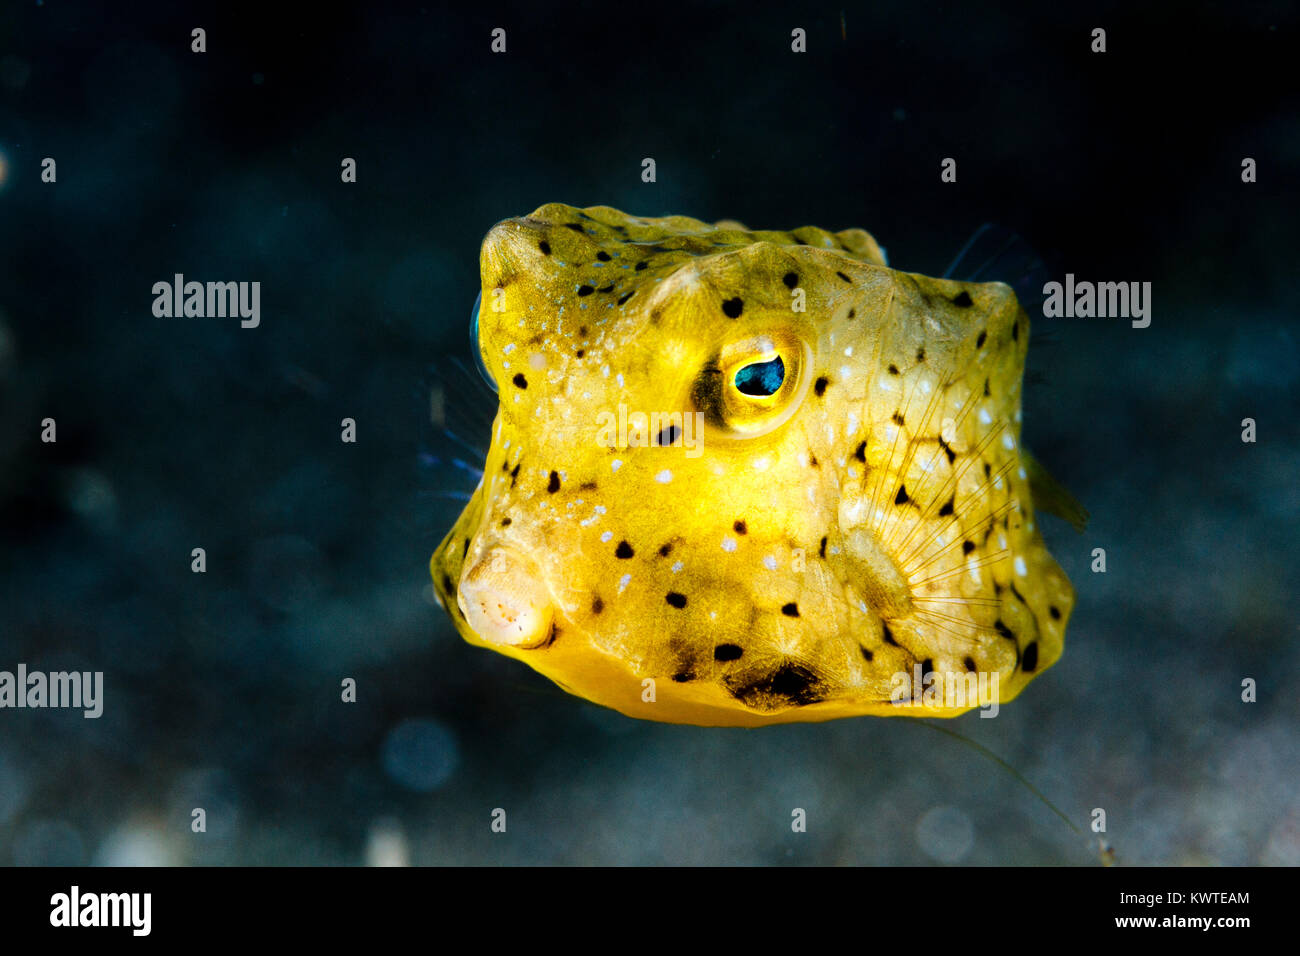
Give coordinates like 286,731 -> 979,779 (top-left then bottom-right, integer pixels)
693,332 -> 812,438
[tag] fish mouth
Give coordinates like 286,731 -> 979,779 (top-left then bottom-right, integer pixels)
456,544 -> 555,649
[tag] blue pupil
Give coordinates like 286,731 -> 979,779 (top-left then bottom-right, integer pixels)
734,356 -> 785,396
469,290 -> 498,393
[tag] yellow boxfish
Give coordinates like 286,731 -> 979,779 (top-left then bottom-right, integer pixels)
431,203 -> 1078,727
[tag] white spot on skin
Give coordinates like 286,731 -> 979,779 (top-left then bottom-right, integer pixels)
529,353 -> 546,371
721,537 -> 737,552
840,365 -> 852,380
1002,432 -> 1016,450
611,459 -> 622,472
503,343 -> 516,354
616,373 -> 625,388
1018,466 -> 1027,479
763,555 -> 778,570
843,346 -> 854,357
671,561 -> 683,573
978,408 -> 993,425
655,469 -> 672,483
600,531 -> 613,543
751,456 -> 771,472
618,573 -> 631,594
1014,555 -> 1028,577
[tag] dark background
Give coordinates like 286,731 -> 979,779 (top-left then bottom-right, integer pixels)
0,0 -> 1296,865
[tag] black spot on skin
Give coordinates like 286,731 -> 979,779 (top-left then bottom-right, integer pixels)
953,290 -> 973,308
920,658 -> 934,681
861,647 -> 874,662
854,440 -> 866,462
635,260 -> 648,271
1009,582 -> 1028,606
1049,605 -> 1062,620
938,439 -> 956,464
819,536 -> 827,559
783,271 -> 798,288
510,463 -> 521,487
617,291 -> 634,305
615,540 -> 634,559
513,373 -> 528,389
733,520 -> 747,535
1012,320 -> 1020,342
591,596 -> 604,614
882,623 -> 899,646
962,540 -> 976,555
722,297 -> 744,318
836,271 -> 852,283
463,538 -> 470,558
984,378 -> 991,397
575,349 -> 585,358
964,656 -> 977,672
666,591 -> 687,609
578,326 -> 588,336
657,423 -> 680,446
976,330 -> 987,348
916,347 -> 926,362
814,376 -> 829,397
938,495 -> 955,517
441,572 -> 455,596
888,364 -> 900,375
500,517 -> 512,527
579,480 -> 597,491
538,240 -> 551,255
993,619 -> 1015,641
1022,641 -> 1039,672
672,671 -> 694,683
577,284 -> 595,296
894,485 -> 909,505
547,470 -> 560,493
983,462 -> 992,479
731,663 -> 824,708
891,411 -> 905,426
793,236 -> 808,245
564,223 -> 585,233
596,251 -> 611,261
848,308 -> 856,319
714,643 -> 743,662
781,602 -> 800,617
809,454 -> 819,467
598,284 -> 614,293
658,542 -> 673,557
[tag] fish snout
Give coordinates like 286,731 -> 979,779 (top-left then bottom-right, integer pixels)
457,546 -> 554,648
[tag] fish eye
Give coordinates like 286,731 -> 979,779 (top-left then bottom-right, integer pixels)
733,356 -> 785,397
693,332 -> 811,439
469,290 -> 498,394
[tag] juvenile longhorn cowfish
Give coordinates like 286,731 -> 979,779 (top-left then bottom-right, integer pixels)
431,203 -> 1079,727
